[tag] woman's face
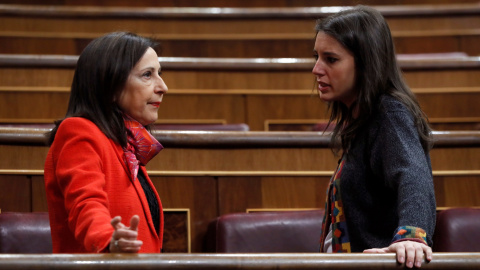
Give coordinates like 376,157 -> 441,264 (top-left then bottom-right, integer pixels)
312,32 -> 356,107
117,47 -> 168,126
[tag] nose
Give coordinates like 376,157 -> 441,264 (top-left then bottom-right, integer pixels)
312,59 -> 326,77
155,76 -> 168,94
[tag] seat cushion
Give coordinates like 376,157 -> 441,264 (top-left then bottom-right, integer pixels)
208,210 -> 324,253
433,208 -> 480,252
0,212 -> 52,253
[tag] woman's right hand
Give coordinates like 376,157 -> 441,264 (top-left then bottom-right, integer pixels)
109,215 -> 143,253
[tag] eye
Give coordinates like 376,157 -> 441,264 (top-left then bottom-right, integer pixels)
158,71 -> 163,77
327,57 -> 338,64
313,53 -> 319,60
142,71 -> 152,78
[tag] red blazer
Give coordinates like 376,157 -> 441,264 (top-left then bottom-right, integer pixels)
44,117 -> 164,253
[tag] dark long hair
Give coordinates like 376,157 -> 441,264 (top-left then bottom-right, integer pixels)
47,32 -> 157,147
315,5 -> 432,154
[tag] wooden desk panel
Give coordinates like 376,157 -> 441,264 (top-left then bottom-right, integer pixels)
1,172 -> 479,253
1,129 -> 479,252
1,141 -> 479,172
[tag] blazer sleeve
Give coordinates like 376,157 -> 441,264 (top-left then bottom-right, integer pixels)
53,118 -> 115,252
371,103 -> 436,246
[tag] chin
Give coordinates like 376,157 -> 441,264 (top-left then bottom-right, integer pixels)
319,96 -> 332,103
146,118 -> 158,126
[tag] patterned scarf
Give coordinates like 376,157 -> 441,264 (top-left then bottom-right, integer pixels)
123,114 -> 163,181
319,156 -> 352,253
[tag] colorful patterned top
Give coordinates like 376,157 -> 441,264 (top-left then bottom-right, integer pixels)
319,156 -> 351,253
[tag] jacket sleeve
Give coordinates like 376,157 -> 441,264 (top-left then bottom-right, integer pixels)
371,102 -> 436,246
53,118 -> 115,252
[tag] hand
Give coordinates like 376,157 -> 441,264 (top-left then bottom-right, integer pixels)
363,240 -> 432,268
109,215 -> 143,253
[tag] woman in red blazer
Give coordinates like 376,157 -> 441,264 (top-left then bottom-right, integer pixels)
44,32 -> 168,253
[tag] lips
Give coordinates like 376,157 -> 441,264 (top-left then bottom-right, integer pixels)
317,81 -> 330,92
149,102 -> 161,108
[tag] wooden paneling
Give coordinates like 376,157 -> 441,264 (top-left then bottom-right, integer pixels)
1,172 -> 479,252
245,95 -> 327,131
3,35 -> 480,57
1,129 -> 479,251
0,68 -> 74,87
162,209 -> 190,253
434,174 -> 480,207
2,136 -> 480,172
0,175 -> 31,212
218,176 -> 328,215
151,176 -> 217,253
31,175 -> 48,212
2,65 -> 479,89
2,87 -> 480,131
402,69 -> 480,88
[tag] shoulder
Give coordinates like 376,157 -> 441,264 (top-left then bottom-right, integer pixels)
365,95 -> 417,145
378,94 -> 409,114
55,117 -> 108,143
377,94 -> 414,124
60,117 -> 99,130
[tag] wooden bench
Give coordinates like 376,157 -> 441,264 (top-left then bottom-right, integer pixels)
0,4 -> 479,56
1,54 -> 479,130
1,128 -> 479,252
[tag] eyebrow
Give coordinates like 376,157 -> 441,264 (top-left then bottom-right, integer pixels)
139,65 -> 159,72
313,50 -> 340,57
322,51 -> 340,57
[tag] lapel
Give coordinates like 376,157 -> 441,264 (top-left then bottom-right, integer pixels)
110,140 -> 160,238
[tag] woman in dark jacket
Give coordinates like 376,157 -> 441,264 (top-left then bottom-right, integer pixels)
313,6 -> 436,268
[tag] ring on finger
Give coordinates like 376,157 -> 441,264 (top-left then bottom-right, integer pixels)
114,240 -> 119,248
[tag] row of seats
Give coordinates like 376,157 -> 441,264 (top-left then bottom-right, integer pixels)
206,208 -> 480,253
1,208 -> 479,253
1,53 -> 479,131
1,3 -> 479,57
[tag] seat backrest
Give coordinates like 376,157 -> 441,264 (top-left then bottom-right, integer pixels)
206,210 -> 324,253
433,208 -> 480,252
0,212 -> 52,253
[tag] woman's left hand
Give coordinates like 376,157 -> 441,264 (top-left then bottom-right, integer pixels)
363,240 -> 432,268
109,215 -> 143,253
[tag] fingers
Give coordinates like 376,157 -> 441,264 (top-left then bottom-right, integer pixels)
404,243 -> 416,268
424,245 -> 433,262
113,238 -> 143,253
109,215 -> 143,253
413,245 -> 424,268
393,243 -> 406,265
110,216 -> 123,230
129,215 -> 140,231
387,241 -> 431,269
